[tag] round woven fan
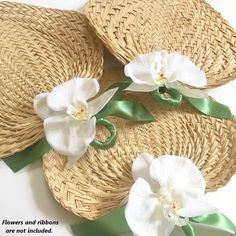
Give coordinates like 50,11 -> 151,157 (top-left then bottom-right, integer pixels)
0,2 -> 103,158
85,0 -> 236,88
43,67 -> 236,220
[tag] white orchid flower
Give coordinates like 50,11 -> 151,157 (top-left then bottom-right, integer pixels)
124,51 -> 208,98
125,154 -> 217,236
34,78 -> 117,164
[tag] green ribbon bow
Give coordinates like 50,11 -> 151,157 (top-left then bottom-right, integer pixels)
71,207 -> 236,236
151,86 -> 233,119
151,87 -> 183,106
108,79 -> 233,119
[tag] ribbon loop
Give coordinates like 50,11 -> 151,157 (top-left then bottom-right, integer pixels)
90,118 -> 117,149
151,87 -> 183,106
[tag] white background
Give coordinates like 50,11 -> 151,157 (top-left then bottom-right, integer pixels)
0,0 -> 236,236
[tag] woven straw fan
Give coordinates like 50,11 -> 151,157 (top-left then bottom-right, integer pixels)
85,0 -> 236,88
43,67 -> 236,220
0,2 -> 103,158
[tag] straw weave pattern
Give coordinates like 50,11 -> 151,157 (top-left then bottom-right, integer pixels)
43,67 -> 236,220
0,2 -> 103,158
85,0 -> 236,87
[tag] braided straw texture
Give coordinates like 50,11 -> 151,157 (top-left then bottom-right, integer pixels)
85,0 -> 236,88
43,67 -> 236,220
0,2 -> 103,158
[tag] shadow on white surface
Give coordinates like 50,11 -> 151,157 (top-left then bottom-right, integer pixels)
0,159 -> 80,236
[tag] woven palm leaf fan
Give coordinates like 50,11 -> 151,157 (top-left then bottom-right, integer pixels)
85,0 -> 236,87
43,67 -> 236,220
0,2 -> 103,158
1,1 -> 235,223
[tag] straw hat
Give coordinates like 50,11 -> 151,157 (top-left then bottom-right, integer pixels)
0,2 -> 103,158
43,67 -> 236,220
85,0 -> 236,88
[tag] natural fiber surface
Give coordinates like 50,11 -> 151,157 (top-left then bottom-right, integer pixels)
85,0 -> 236,88
43,67 -> 236,220
0,2 -> 103,158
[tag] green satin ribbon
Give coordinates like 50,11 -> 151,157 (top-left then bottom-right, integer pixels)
109,79 -> 233,119
190,213 -> 236,233
106,79 -> 132,101
90,118 -> 117,149
182,223 -> 195,236
151,87 -> 183,106
92,99 -> 155,148
96,100 -> 155,122
71,208 -> 236,236
3,138 -> 51,172
149,87 -> 233,119
71,207 -> 129,236
107,79 -> 132,91
185,97 -> 233,119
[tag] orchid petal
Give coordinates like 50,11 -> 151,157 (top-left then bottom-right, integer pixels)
44,115 -> 96,160
168,82 -> 208,98
178,196 -> 217,217
125,178 -> 175,236
164,52 -> 207,87
132,153 -> 154,182
47,78 -> 99,112
124,51 -> 166,86
125,82 -> 157,92
88,88 -> 118,117
132,153 -> 159,193
34,93 -> 57,120
149,155 -> 205,198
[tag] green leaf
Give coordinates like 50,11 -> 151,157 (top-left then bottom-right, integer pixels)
190,213 -> 236,233
3,138 -> 51,172
71,207 -> 129,236
185,97 -> 233,119
95,100 -> 155,122
182,223 -> 195,236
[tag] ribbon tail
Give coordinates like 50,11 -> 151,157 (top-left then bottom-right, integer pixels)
190,213 -> 236,234
182,223 -> 195,236
71,207 -> 129,236
96,100 -> 155,122
3,138 -> 51,172
185,96 -> 233,119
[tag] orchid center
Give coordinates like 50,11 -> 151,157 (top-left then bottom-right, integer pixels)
158,191 -> 180,212
157,189 -> 188,226
154,73 -> 166,86
66,103 -> 88,121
